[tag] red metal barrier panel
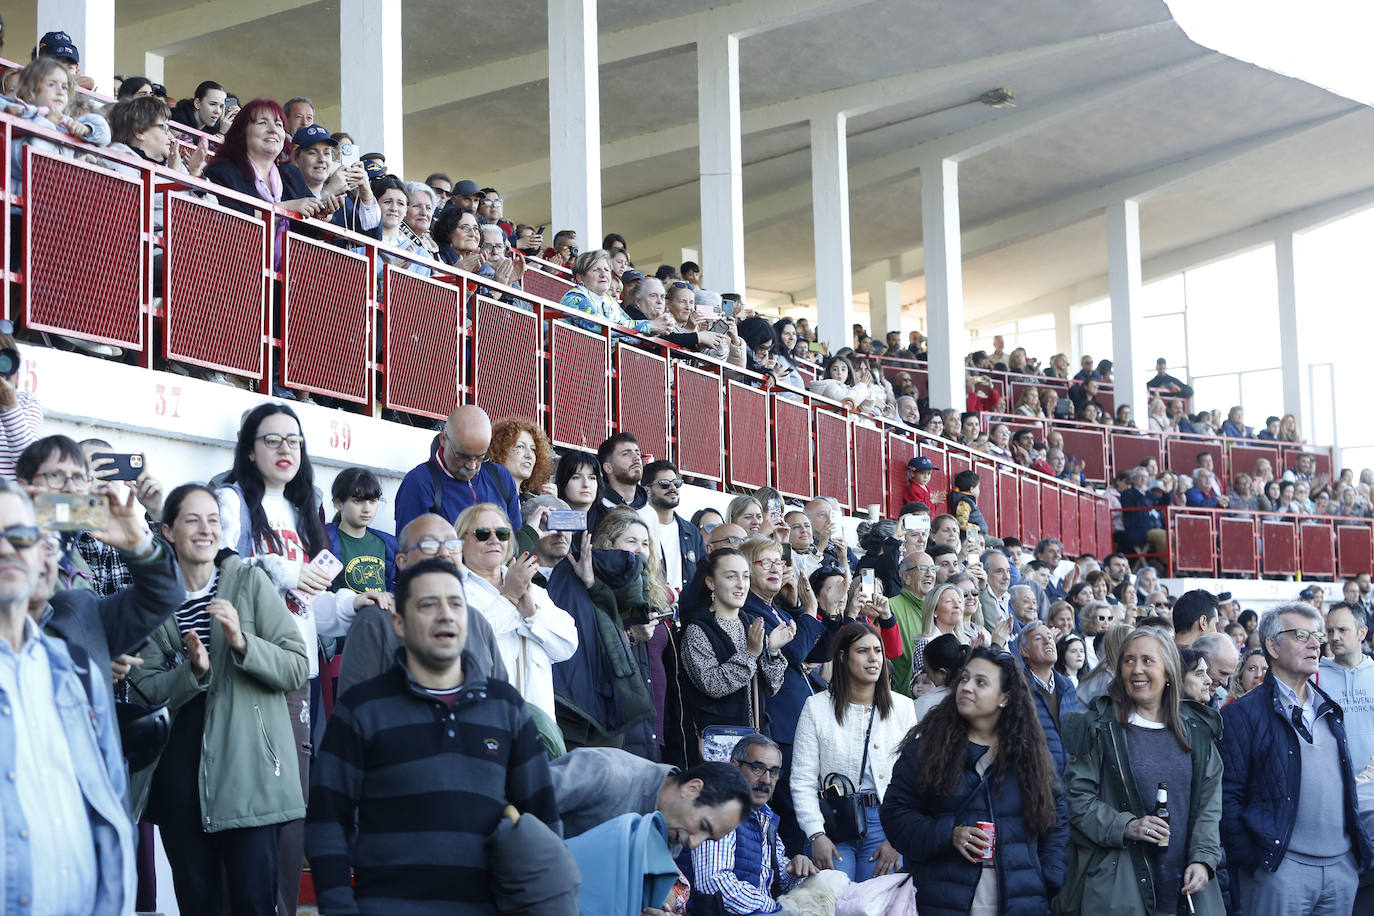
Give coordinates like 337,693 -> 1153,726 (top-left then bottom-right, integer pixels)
1261,520 -> 1298,576
1085,494 -> 1103,557
853,424 -> 886,515
1173,514 -> 1215,574
886,433 -> 914,517
726,382 -> 770,490
1041,486 -> 1061,543
974,463 -> 998,533
1167,438 -> 1223,482
385,269 -> 464,420
1338,525 -> 1373,579
282,233 -> 370,402
1097,500 -> 1110,558
616,346 -> 670,463
1309,449 -> 1333,480
522,267 -> 574,304
674,363 -> 722,481
775,399 -> 814,501
1097,387 -> 1114,416
1055,427 -> 1107,482
1219,517 -> 1258,576
1111,433 -> 1163,479
815,411 -> 852,510
164,194 -> 266,378
1299,521 -> 1336,579
918,443 -> 949,516
998,470 -> 1021,539
1227,443 -> 1280,483
1020,478 -> 1041,545
471,294 -> 541,425
25,151 -> 144,348
1061,489 -> 1079,555
549,322 -> 610,450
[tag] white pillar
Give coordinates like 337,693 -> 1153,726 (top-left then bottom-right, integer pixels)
871,280 -> 902,339
922,158 -> 965,410
697,31 -> 745,296
1053,302 -> 1073,361
143,52 -> 165,86
1107,199 -> 1150,416
1274,233 -> 1304,424
679,247 -> 700,272
548,0 -> 602,248
812,113 -> 853,353
340,0 -> 404,175
39,0 -> 115,96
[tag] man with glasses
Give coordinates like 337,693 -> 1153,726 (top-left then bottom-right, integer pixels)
691,734 -> 817,915
642,460 -> 705,593
889,552 -> 936,697
336,513 -> 506,696
478,187 -> 514,237
395,404 -> 522,533
1221,604 -> 1372,915
706,524 -> 748,554
424,172 -> 452,203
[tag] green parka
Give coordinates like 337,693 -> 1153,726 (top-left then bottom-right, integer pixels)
1056,696 -> 1226,916
128,555 -> 310,830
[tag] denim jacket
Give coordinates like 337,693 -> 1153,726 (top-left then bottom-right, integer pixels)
0,629 -> 134,914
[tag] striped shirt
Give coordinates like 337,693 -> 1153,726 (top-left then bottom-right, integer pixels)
692,804 -> 799,914
174,571 -> 218,654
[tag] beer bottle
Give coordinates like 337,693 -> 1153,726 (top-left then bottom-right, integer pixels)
1153,783 -> 1169,848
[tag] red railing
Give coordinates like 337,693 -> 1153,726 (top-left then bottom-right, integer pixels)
0,110 -> 1112,543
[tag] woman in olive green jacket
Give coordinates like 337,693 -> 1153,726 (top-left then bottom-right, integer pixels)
128,484 -> 309,913
1057,628 -> 1225,916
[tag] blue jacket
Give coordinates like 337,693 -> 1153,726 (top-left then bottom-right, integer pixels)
1184,487 -> 1221,509
746,593 -> 839,745
394,454 -> 522,534
1026,665 -> 1080,774
1120,486 -> 1166,549
0,626 -> 135,914
881,737 -> 1069,916
1219,675 -> 1374,874
567,811 -> 680,916
324,522 -> 398,592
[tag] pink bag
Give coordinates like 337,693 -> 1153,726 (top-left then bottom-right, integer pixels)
835,872 -> 918,916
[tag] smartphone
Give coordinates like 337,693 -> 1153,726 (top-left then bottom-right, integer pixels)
807,341 -> 824,353
902,514 -> 931,533
860,568 -> 876,600
291,550 -> 343,606
828,508 -> 842,531
781,543 -> 792,565
767,497 -> 783,523
535,224 -> 547,236
225,96 -> 239,110
547,509 -> 588,532
34,493 -> 108,531
91,451 -> 144,481
339,143 -> 360,169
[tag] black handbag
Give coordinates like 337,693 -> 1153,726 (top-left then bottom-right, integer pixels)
817,703 -> 876,844
119,674 -> 171,773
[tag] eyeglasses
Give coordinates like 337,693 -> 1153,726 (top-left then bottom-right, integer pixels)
411,537 -> 462,556
654,478 -> 684,489
429,186 -> 451,198
711,535 -> 744,548
36,469 -> 89,489
0,525 -> 39,549
482,198 -> 501,205
256,434 -> 304,450
1150,601 -> 1168,608
472,527 -> 512,543
455,224 -> 480,234
478,243 -> 501,253
754,558 -> 786,570
1278,627 -> 1326,644
740,760 -> 783,780
448,445 -> 488,466
904,564 -> 937,573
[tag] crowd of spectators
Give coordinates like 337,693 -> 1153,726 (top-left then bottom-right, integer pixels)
3,38 -> 1374,916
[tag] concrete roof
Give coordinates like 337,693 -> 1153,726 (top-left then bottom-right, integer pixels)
12,0 -> 1373,329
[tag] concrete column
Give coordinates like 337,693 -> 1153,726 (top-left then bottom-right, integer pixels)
1053,302 -> 1073,361
870,280 -> 903,340
1107,199 -> 1150,416
39,0 -> 115,96
679,247 -> 700,273
922,158 -> 965,410
1274,233 -> 1304,425
812,112 -> 853,353
697,31 -> 745,296
143,52 -> 165,86
548,0 -> 602,247
340,0 -> 404,175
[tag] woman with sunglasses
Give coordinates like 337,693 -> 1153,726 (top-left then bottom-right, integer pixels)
456,502 -> 577,726
1060,628 -> 1224,916
792,621 -> 914,881
129,483 -> 309,914
882,647 -> 1068,915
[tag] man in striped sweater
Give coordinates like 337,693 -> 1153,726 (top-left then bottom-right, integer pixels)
306,557 -> 560,914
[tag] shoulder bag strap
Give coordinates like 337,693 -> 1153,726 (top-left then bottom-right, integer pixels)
856,702 -> 877,785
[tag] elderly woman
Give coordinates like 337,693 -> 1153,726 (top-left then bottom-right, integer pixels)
1147,397 -> 1171,432
432,205 -> 484,269
490,417 -> 556,499
560,249 -> 673,335
1014,385 -> 1045,417
1227,473 -> 1268,512
401,181 -> 440,258
1061,629 -> 1224,915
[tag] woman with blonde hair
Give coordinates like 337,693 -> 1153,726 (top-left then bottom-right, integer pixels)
490,416 -> 556,498
1277,413 -> 1302,443
1014,385 -> 1045,417
727,494 -> 767,538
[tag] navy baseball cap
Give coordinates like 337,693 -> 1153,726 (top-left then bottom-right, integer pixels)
39,31 -> 79,64
292,124 -> 337,150
907,456 -> 935,472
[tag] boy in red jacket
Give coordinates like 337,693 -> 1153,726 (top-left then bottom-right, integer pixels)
904,455 -> 935,512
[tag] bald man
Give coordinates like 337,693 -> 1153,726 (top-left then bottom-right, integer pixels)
394,404 -> 522,531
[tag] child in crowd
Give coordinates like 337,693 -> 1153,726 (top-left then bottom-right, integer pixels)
903,455 -> 935,512
948,469 -> 987,535
326,467 -> 398,595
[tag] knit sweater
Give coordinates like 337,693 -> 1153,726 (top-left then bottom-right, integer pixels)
306,655 -> 560,915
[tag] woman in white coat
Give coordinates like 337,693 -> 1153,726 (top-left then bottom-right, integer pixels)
792,620 -> 916,882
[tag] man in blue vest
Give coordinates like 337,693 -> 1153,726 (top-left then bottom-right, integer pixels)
394,405 -> 522,533
691,735 -> 819,914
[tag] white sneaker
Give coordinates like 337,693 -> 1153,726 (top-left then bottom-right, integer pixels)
58,335 -> 123,358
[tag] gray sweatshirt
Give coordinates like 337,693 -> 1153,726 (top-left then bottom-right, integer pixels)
549,747 -> 676,838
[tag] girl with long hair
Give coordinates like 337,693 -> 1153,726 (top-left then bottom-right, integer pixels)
1060,629 -> 1225,915
792,622 -> 916,881
554,449 -> 601,512
881,647 -> 1068,915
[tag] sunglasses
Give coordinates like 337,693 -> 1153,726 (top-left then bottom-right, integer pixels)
471,527 -> 512,543
654,478 -> 684,489
0,525 -> 39,549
